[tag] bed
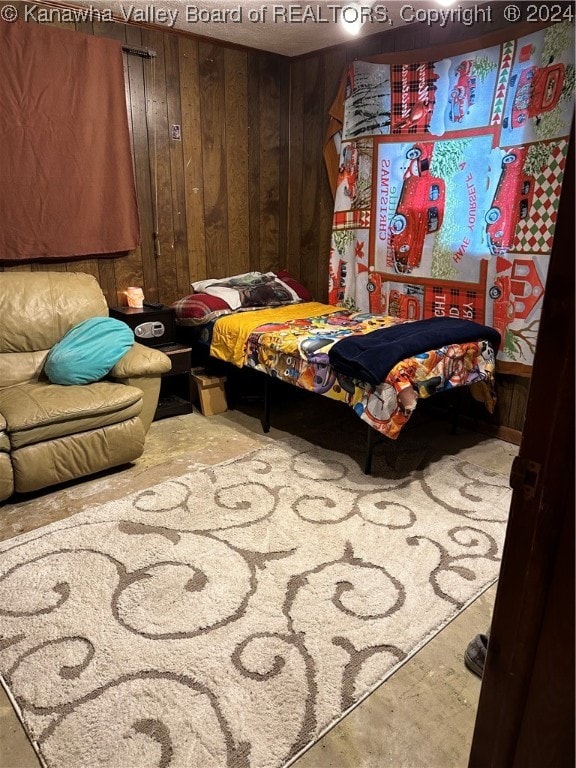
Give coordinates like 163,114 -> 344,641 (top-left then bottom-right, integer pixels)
173,272 -> 500,471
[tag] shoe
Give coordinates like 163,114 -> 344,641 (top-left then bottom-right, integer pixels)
464,633 -> 489,678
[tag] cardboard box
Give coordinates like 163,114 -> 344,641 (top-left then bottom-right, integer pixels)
190,369 -> 228,416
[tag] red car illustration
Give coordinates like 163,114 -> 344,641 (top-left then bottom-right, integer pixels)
449,60 -> 477,123
389,144 -> 446,274
489,259 -> 544,337
402,142 -> 434,177
366,269 -> 423,317
338,144 -> 359,199
503,62 -> 565,129
366,268 -> 384,313
485,149 -> 534,256
328,259 -> 347,305
388,289 -> 421,320
490,279 -> 515,338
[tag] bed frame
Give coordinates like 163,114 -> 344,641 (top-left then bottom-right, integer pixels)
226,363 -> 464,475
176,309 -> 493,474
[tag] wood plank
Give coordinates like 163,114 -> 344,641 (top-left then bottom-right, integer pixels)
142,29 -> 178,304
349,27 -> 391,60
32,261 -> 66,272
299,56 -> 325,302
459,417 -> 522,446
165,33 -> 190,304
0,264 -> 33,272
317,47 -> 348,303
256,55 -> 281,274
114,24 -> 146,298
286,58 -> 305,285
488,374 -> 514,432
277,57 -> 290,271
199,43 -> 229,279
508,376 -> 531,433
66,259 -> 100,281
124,24 -> 153,303
224,48 -> 250,277
247,53 -> 261,273
393,23 -> 417,53
179,36 -> 207,285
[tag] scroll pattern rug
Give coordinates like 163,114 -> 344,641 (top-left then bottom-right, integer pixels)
0,437 -> 511,768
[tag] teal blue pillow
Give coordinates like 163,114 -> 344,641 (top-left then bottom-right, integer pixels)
45,317 -> 134,385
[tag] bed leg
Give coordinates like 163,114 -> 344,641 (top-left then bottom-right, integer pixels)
364,424 -> 375,475
262,376 -> 271,433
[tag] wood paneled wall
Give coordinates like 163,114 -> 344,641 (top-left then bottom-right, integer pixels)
1,8 -> 533,433
0,16 -> 288,308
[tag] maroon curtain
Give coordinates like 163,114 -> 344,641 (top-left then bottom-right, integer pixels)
0,21 -> 139,260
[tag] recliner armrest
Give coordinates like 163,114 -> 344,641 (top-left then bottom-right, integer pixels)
109,343 -> 172,433
110,342 -> 172,379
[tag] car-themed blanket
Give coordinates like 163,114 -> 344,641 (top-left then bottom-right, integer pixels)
210,302 -> 337,366
325,21 -> 575,374
209,302 -> 498,439
328,317 -> 501,385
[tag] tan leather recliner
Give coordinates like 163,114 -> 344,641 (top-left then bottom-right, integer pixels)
0,272 -> 171,500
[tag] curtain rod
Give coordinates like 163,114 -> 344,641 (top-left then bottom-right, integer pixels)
122,45 -> 156,59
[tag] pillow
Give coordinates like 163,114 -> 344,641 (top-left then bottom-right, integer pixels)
275,270 -> 313,301
192,271 -> 261,294
176,271 -> 312,325
171,293 -> 233,326
196,272 -> 301,310
44,317 -> 135,385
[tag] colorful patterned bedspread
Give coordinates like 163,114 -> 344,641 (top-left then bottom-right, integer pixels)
211,303 -> 497,439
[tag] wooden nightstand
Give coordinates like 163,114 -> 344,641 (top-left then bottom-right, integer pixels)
154,343 -> 194,420
109,305 -> 175,347
109,306 -> 193,420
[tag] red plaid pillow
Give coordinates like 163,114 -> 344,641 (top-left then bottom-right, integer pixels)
171,293 -> 232,325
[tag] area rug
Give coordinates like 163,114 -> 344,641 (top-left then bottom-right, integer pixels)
0,436 -> 511,768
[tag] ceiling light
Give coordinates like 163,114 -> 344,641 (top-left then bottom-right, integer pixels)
436,0 -> 457,6
340,2 -> 366,36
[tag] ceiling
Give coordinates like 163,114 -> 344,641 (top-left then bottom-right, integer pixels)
47,1 -> 468,57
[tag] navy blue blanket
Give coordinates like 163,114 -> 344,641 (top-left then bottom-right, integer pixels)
327,317 -> 501,385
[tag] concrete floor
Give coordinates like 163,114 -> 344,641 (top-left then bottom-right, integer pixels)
0,387 -> 517,768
